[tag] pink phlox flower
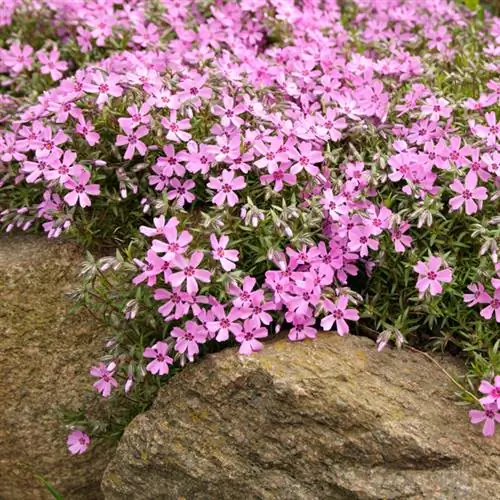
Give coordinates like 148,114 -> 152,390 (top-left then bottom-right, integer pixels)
286,274 -> 321,316
37,47 -> 67,81
44,149 -> 79,184
316,108 -> 347,141
156,144 -> 186,177
116,124 -> 149,160
161,111 -> 192,142
67,430 -> 90,455
63,167 -> 100,207
463,283 -> 490,307
467,148 -> 491,183
475,112 -> 500,147
320,295 -> 360,336
253,136 -> 290,170
167,178 -> 196,207
144,341 -> 173,375
140,215 -> 179,238
469,403 -> 500,437
210,233 -> 239,271
4,42 -> 33,73
154,287 -> 193,320
480,283 -> 500,322
152,225 -> 192,262
208,169 -> 246,207
289,141 -> 323,176
206,305 -> 242,341
391,222 -> 413,252
413,256 -> 453,297
212,95 -> 246,128
75,116 -> 100,146
83,71 -> 123,106
132,22 -> 160,47
118,103 -> 151,130
133,249 -> 170,286
229,276 -> 258,309
321,189 -> 349,221
238,292 -> 275,325
90,362 -> 118,397
235,317 -> 268,355
479,376 -> 500,409
449,170 -> 488,215
35,127 -> 68,158
169,251 -> 212,294
178,74 -> 212,106
208,133 -> 241,162
149,162 -> 171,191
348,224 -> 379,257
286,312 -> 317,341
171,321 -> 206,361
260,163 -> 297,192
177,140 -> 214,174
421,96 -> 452,122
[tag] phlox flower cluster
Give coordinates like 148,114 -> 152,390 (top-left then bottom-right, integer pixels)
0,0 -> 499,450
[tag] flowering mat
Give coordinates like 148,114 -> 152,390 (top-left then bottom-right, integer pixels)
1,0 -> 499,461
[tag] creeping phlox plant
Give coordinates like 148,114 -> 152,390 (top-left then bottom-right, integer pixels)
1,0 -> 499,452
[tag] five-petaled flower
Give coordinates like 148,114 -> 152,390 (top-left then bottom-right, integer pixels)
413,256 -> 453,297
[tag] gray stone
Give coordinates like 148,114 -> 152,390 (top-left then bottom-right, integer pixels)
0,234 -> 114,499
102,333 -> 500,500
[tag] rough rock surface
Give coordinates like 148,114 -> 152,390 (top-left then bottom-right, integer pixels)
0,234 -> 114,499
103,334 -> 499,500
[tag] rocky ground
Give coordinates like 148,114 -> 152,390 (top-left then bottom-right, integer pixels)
0,234 -> 114,499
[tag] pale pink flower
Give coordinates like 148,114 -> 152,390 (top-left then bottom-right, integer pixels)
480,288 -> 500,323
90,362 -> 118,397
463,283 -> 490,307
348,225 -> 379,257
212,95 -> 245,128
206,305 -> 242,341
287,315 -> 317,341
421,96 -> 452,122
171,321 -> 206,361
469,403 -> 500,437
449,171 -> 488,215
75,116 -> 100,146
161,111 -> 192,142
169,251 -> 212,294
413,256 -> 453,296
37,47 -> 67,81
152,226 -> 192,263
167,178 -> 195,207
64,168 -> 100,207
4,42 -> 33,73
320,295 -> 359,336
475,112 -> 500,146
83,71 -> 123,106
479,376 -> 500,409
208,169 -> 246,206
391,223 -> 413,252
210,234 -> 239,271
289,142 -> 323,176
67,430 -> 90,455
116,124 -> 149,160
234,318 -> 268,355
144,341 -> 173,375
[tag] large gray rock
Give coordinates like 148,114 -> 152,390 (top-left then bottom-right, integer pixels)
0,234 -> 114,499
102,334 -> 499,500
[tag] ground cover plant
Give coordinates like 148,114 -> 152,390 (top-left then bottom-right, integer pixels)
1,0 -> 499,454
